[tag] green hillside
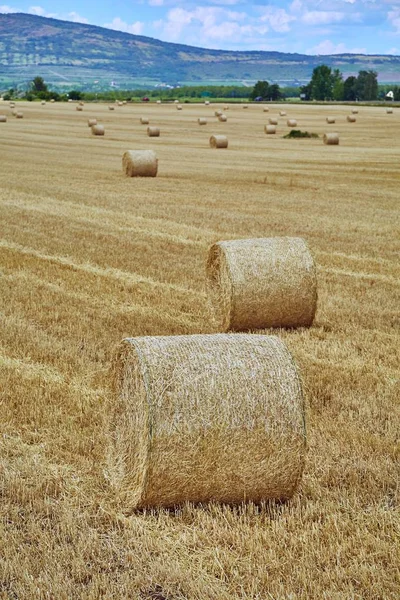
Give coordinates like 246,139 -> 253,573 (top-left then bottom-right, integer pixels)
1,13 -> 400,90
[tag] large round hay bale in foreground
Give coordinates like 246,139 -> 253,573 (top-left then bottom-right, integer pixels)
147,126 -> 160,137
122,150 -> 158,177
210,135 -> 228,148
326,117 -> 336,124
265,125 -> 276,134
91,124 -> 105,136
206,237 -> 317,331
198,117 -> 207,125
287,119 -> 297,127
347,115 -> 356,122
109,333 -> 306,510
0,115 -> 7,122
323,133 -> 339,145
269,118 -> 278,125
88,118 -> 97,127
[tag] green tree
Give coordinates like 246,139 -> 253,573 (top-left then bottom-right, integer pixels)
355,70 -> 378,100
250,80 -> 270,100
332,69 -> 344,101
269,83 -> 282,100
31,76 -> 48,93
310,65 -> 334,100
343,76 -> 357,101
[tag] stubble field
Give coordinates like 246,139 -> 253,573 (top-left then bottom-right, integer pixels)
0,100 -> 399,599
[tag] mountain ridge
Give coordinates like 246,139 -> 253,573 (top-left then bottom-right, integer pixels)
1,13 -> 400,90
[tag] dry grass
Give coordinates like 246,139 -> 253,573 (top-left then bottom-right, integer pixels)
0,101 -> 399,599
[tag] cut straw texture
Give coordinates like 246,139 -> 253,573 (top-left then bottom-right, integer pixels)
323,133 -> 339,145
326,117 -> 336,124
109,333 -> 306,510
91,124 -> 105,136
122,150 -> 158,177
206,237 -> 317,331
198,118 -> 207,125
210,135 -> 228,148
265,125 -> 276,134
147,126 -> 160,137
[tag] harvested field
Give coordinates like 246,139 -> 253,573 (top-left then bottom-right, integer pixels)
0,101 -> 399,600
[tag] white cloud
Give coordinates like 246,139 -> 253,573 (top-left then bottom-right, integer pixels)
67,12 -> 88,24
0,4 -> 17,12
308,39 -> 367,54
259,7 -> 295,33
302,11 -> 345,25
29,5 -> 45,16
388,8 -> 400,33
104,17 -> 144,35
148,0 -> 164,6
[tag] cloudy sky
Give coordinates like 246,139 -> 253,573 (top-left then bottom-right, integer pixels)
1,1 -> 400,55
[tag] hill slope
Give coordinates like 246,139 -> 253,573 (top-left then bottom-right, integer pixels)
1,13 -> 400,90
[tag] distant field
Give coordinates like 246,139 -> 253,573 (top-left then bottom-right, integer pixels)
0,100 -> 399,599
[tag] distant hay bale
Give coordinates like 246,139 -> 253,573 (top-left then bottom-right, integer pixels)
147,126 -> 160,137
91,124 -> 105,136
198,117 -> 207,125
351,108 -> 358,114
76,106 -> 83,111
218,114 -> 227,122
174,99 -> 179,104
108,106 -> 115,111
204,100 -> 210,106
9,102 -> 15,107
265,125 -> 276,134
50,99 -> 55,103
118,101 -> 123,106
122,150 -> 158,177
214,110 -> 222,117
123,101 -> 127,105
41,100 -> 46,106
287,119 -> 297,127
140,117 -> 149,124
323,133 -> 339,145
243,104 -> 248,109
88,118 -> 97,127
386,108 -> 393,114
269,118 -> 278,125
347,115 -> 356,122
206,237 -> 317,331
109,333 -> 306,510
15,112 -> 23,119
79,101 -> 84,106
68,99 -> 73,102
0,115 -> 7,122
176,104 -> 183,110
210,135 -> 228,149
157,100 -> 161,104
263,107 -> 269,112
326,117 -> 336,124
280,111 -> 287,116
223,105 -> 229,110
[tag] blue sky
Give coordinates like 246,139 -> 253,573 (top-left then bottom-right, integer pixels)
1,1 -> 400,55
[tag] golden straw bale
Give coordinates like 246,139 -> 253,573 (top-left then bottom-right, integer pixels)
156,100 -> 161,104
223,105 -> 229,110
351,108 -> 358,114
108,106 -> 115,111
326,117 -> 336,124
206,237 -> 317,331
9,102 -> 15,108
15,112 -> 23,118
280,111 -> 287,116
118,101 -> 123,106
347,115 -> 356,122
287,119 -> 297,127
269,118 -> 278,125
0,115 -> 7,122
79,101 -> 84,106
147,126 -> 160,137
386,108 -> 393,114
87,118 -> 97,127
140,117 -> 149,124
243,104 -> 248,109
122,150 -> 158,177
174,99 -> 179,103
198,117 -> 207,125
91,124 -> 105,136
323,133 -> 339,145
109,333 -> 306,510
214,110 -> 222,117
176,104 -> 183,110
204,100 -> 210,106
76,106 -> 83,111
265,125 -> 276,134
209,135 -> 228,148
218,114 -> 227,122
263,107 -> 269,112
50,99 -> 55,103
41,100 -> 46,106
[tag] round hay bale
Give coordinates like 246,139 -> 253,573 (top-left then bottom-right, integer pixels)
347,115 -> 356,122
156,100 -> 161,104
0,115 -> 7,122
15,112 -> 23,119
263,107 -> 269,112
223,105 -> 229,110
50,99 -> 55,103
91,124 -> 105,136
268,118 -> 278,125
41,100 -> 46,106
326,117 -> 336,124
351,108 -> 358,114
176,104 -> 183,110
280,111 -> 287,116
108,106 -> 115,111
214,110 -> 222,117
79,101 -> 84,106
386,108 -> 393,114
198,117 -> 207,125
9,102 -> 15,108
218,114 -> 227,122
204,100 -> 210,106
265,125 -> 276,134
123,101 -> 127,105
122,150 -> 158,177
210,135 -> 228,149
88,118 -> 97,127
109,333 -> 306,510
118,101 -> 123,107
323,133 -> 339,145
174,99 -> 179,104
287,119 -> 297,127
76,106 -> 83,111
140,117 -> 149,124
68,99 -> 73,102
206,237 -> 317,331
242,104 -> 248,109
147,126 -> 160,137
